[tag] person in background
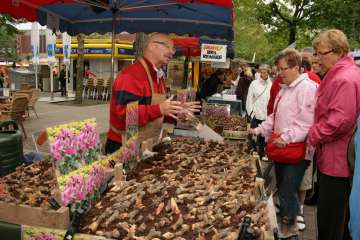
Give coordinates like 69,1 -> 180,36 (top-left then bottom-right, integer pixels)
235,66 -> 253,114
311,58 -> 324,80
301,48 -> 321,84
199,69 -> 226,100
106,33 -> 200,154
249,49 -> 317,238
294,47 -> 321,231
349,117 -> 360,240
84,65 -> 96,79
270,64 -> 278,81
308,29 -> 360,240
246,64 -> 272,160
59,65 -> 67,96
231,66 -> 243,86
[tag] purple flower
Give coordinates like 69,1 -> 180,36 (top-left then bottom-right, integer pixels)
30,233 -> 54,240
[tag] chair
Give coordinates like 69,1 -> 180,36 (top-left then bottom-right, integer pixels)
20,83 -> 32,90
94,78 -> 105,100
0,95 -> 29,138
14,89 -> 33,101
82,78 -> 89,99
86,78 -> 96,99
32,130 -> 48,153
27,88 -> 41,119
103,78 -> 112,101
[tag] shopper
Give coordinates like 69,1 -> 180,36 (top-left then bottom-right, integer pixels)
84,65 -> 96,79
246,64 -> 272,160
308,29 -> 360,240
199,69 -> 226,100
235,66 -> 253,113
249,49 -> 317,238
59,65 -> 67,96
106,33 -> 200,154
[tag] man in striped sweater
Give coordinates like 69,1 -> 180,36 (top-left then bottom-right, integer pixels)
105,33 -> 199,154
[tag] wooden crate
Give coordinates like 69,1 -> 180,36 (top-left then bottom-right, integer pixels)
223,129 -> 248,140
0,201 -> 70,229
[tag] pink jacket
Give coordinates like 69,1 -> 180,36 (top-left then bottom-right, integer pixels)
254,73 -> 318,159
308,56 -> 360,177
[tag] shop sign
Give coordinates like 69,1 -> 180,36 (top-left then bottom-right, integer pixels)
200,44 -> 227,63
55,47 -> 133,55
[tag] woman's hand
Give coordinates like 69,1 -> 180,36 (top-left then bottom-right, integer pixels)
272,137 -> 287,148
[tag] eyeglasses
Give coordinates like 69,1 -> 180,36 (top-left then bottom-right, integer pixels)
314,49 -> 334,58
152,41 -> 176,52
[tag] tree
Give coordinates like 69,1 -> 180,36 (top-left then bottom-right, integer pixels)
233,0 -> 273,62
0,14 -> 22,62
255,0 -> 315,45
75,34 -> 85,104
311,0 -> 360,48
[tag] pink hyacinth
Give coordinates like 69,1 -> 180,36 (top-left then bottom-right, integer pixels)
30,233 -> 54,240
61,175 -> 87,205
78,123 -> 98,152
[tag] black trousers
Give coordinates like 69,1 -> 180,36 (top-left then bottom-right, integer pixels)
250,118 -> 265,158
105,139 -> 122,155
317,171 -> 351,240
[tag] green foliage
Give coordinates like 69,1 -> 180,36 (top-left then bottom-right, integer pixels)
311,0 -> 360,48
233,0 -> 360,63
0,14 -> 22,62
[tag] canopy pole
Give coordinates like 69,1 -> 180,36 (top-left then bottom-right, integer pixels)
34,65 -> 38,89
110,1 -> 118,90
65,64 -> 69,98
50,65 -> 54,101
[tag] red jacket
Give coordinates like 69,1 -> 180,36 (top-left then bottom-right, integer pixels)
107,57 -> 165,144
267,76 -> 282,115
304,69 -> 321,84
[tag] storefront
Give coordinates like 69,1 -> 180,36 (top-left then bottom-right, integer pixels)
55,38 -> 134,92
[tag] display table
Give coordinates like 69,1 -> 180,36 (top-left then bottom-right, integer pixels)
207,96 -> 242,114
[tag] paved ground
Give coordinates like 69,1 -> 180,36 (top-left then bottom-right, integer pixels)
21,93 -> 317,240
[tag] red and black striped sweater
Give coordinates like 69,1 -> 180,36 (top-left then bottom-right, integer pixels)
107,57 -> 166,144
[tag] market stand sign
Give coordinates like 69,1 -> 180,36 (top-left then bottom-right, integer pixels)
200,44 -> 227,63
47,119 -> 108,206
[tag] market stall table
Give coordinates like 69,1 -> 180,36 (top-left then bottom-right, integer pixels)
207,96 -> 242,114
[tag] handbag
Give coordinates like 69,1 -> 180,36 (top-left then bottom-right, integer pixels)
266,95 -> 306,164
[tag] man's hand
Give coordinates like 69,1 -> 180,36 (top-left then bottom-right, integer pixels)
182,101 -> 201,113
159,96 -> 183,120
271,137 -> 287,148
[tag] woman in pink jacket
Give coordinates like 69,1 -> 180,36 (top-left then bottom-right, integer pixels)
309,29 -> 360,240
250,49 -> 317,238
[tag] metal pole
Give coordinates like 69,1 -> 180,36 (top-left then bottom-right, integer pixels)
50,65 -> 54,101
110,1 -> 118,90
65,64 -> 69,98
35,65 -> 38,89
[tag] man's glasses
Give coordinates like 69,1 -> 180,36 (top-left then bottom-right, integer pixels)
152,41 -> 176,52
314,49 -> 334,58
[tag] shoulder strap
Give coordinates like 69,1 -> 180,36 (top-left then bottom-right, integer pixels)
138,57 -> 154,95
272,93 -> 282,131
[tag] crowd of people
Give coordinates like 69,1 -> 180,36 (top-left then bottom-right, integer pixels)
246,29 -> 359,240
105,29 -> 359,240
182,28 -> 359,239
